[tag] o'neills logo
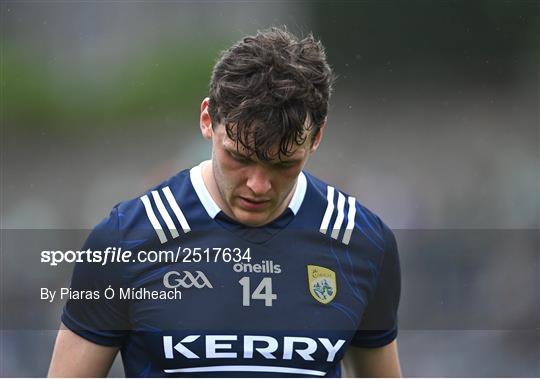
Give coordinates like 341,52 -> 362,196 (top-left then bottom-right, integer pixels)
233,260 -> 281,274
163,271 -> 213,289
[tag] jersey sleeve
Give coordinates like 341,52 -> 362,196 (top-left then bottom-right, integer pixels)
350,223 -> 401,348
61,206 -> 131,347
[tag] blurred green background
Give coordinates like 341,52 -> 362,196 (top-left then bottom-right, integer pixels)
3,1 -> 538,130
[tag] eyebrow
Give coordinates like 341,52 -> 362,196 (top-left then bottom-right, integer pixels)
224,146 -> 303,165
224,146 -> 249,158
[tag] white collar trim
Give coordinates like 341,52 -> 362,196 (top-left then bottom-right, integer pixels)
189,162 -> 221,219
189,161 -> 307,219
288,170 -> 307,215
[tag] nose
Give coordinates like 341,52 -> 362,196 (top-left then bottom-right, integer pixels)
246,165 -> 272,195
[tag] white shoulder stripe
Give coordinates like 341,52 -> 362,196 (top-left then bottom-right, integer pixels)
342,196 -> 357,245
151,190 -> 179,239
319,186 -> 335,234
162,186 -> 191,233
319,185 -> 357,245
331,192 -> 346,239
140,194 -> 168,244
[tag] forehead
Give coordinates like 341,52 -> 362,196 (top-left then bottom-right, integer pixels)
217,124 -> 310,160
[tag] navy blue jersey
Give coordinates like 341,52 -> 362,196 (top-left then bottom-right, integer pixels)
62,162 -> 400,377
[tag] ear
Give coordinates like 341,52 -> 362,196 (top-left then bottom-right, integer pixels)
310,118 -> 327,152
200,97 -> 213,140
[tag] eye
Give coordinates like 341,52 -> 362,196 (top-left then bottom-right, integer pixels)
229,151 -> 251,163
277,161 -> 297,169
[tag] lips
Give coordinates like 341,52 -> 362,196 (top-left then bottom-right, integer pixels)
241,196 -> 270,203
238,196 -> 271,210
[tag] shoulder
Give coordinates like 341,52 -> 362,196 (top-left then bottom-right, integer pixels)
303,171 -> 395,253
88,168 -> 194,250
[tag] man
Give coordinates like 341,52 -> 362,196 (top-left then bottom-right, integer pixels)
48,27 -> 401,377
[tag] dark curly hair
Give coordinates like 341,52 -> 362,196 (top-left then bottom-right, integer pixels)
208,27 -> 335,161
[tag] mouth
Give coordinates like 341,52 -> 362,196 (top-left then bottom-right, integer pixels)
238,196 -> 271,210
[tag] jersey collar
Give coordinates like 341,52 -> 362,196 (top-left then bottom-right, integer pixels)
189,160 -> 307,219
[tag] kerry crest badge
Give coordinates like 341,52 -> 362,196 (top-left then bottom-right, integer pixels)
307,265 -> 337,304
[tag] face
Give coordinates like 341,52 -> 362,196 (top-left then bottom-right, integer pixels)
200,98 -> 324,227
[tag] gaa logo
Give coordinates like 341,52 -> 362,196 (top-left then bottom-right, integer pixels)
163,271 -> 213,289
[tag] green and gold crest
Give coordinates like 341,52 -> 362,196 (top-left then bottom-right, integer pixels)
307,265 -> 337,304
